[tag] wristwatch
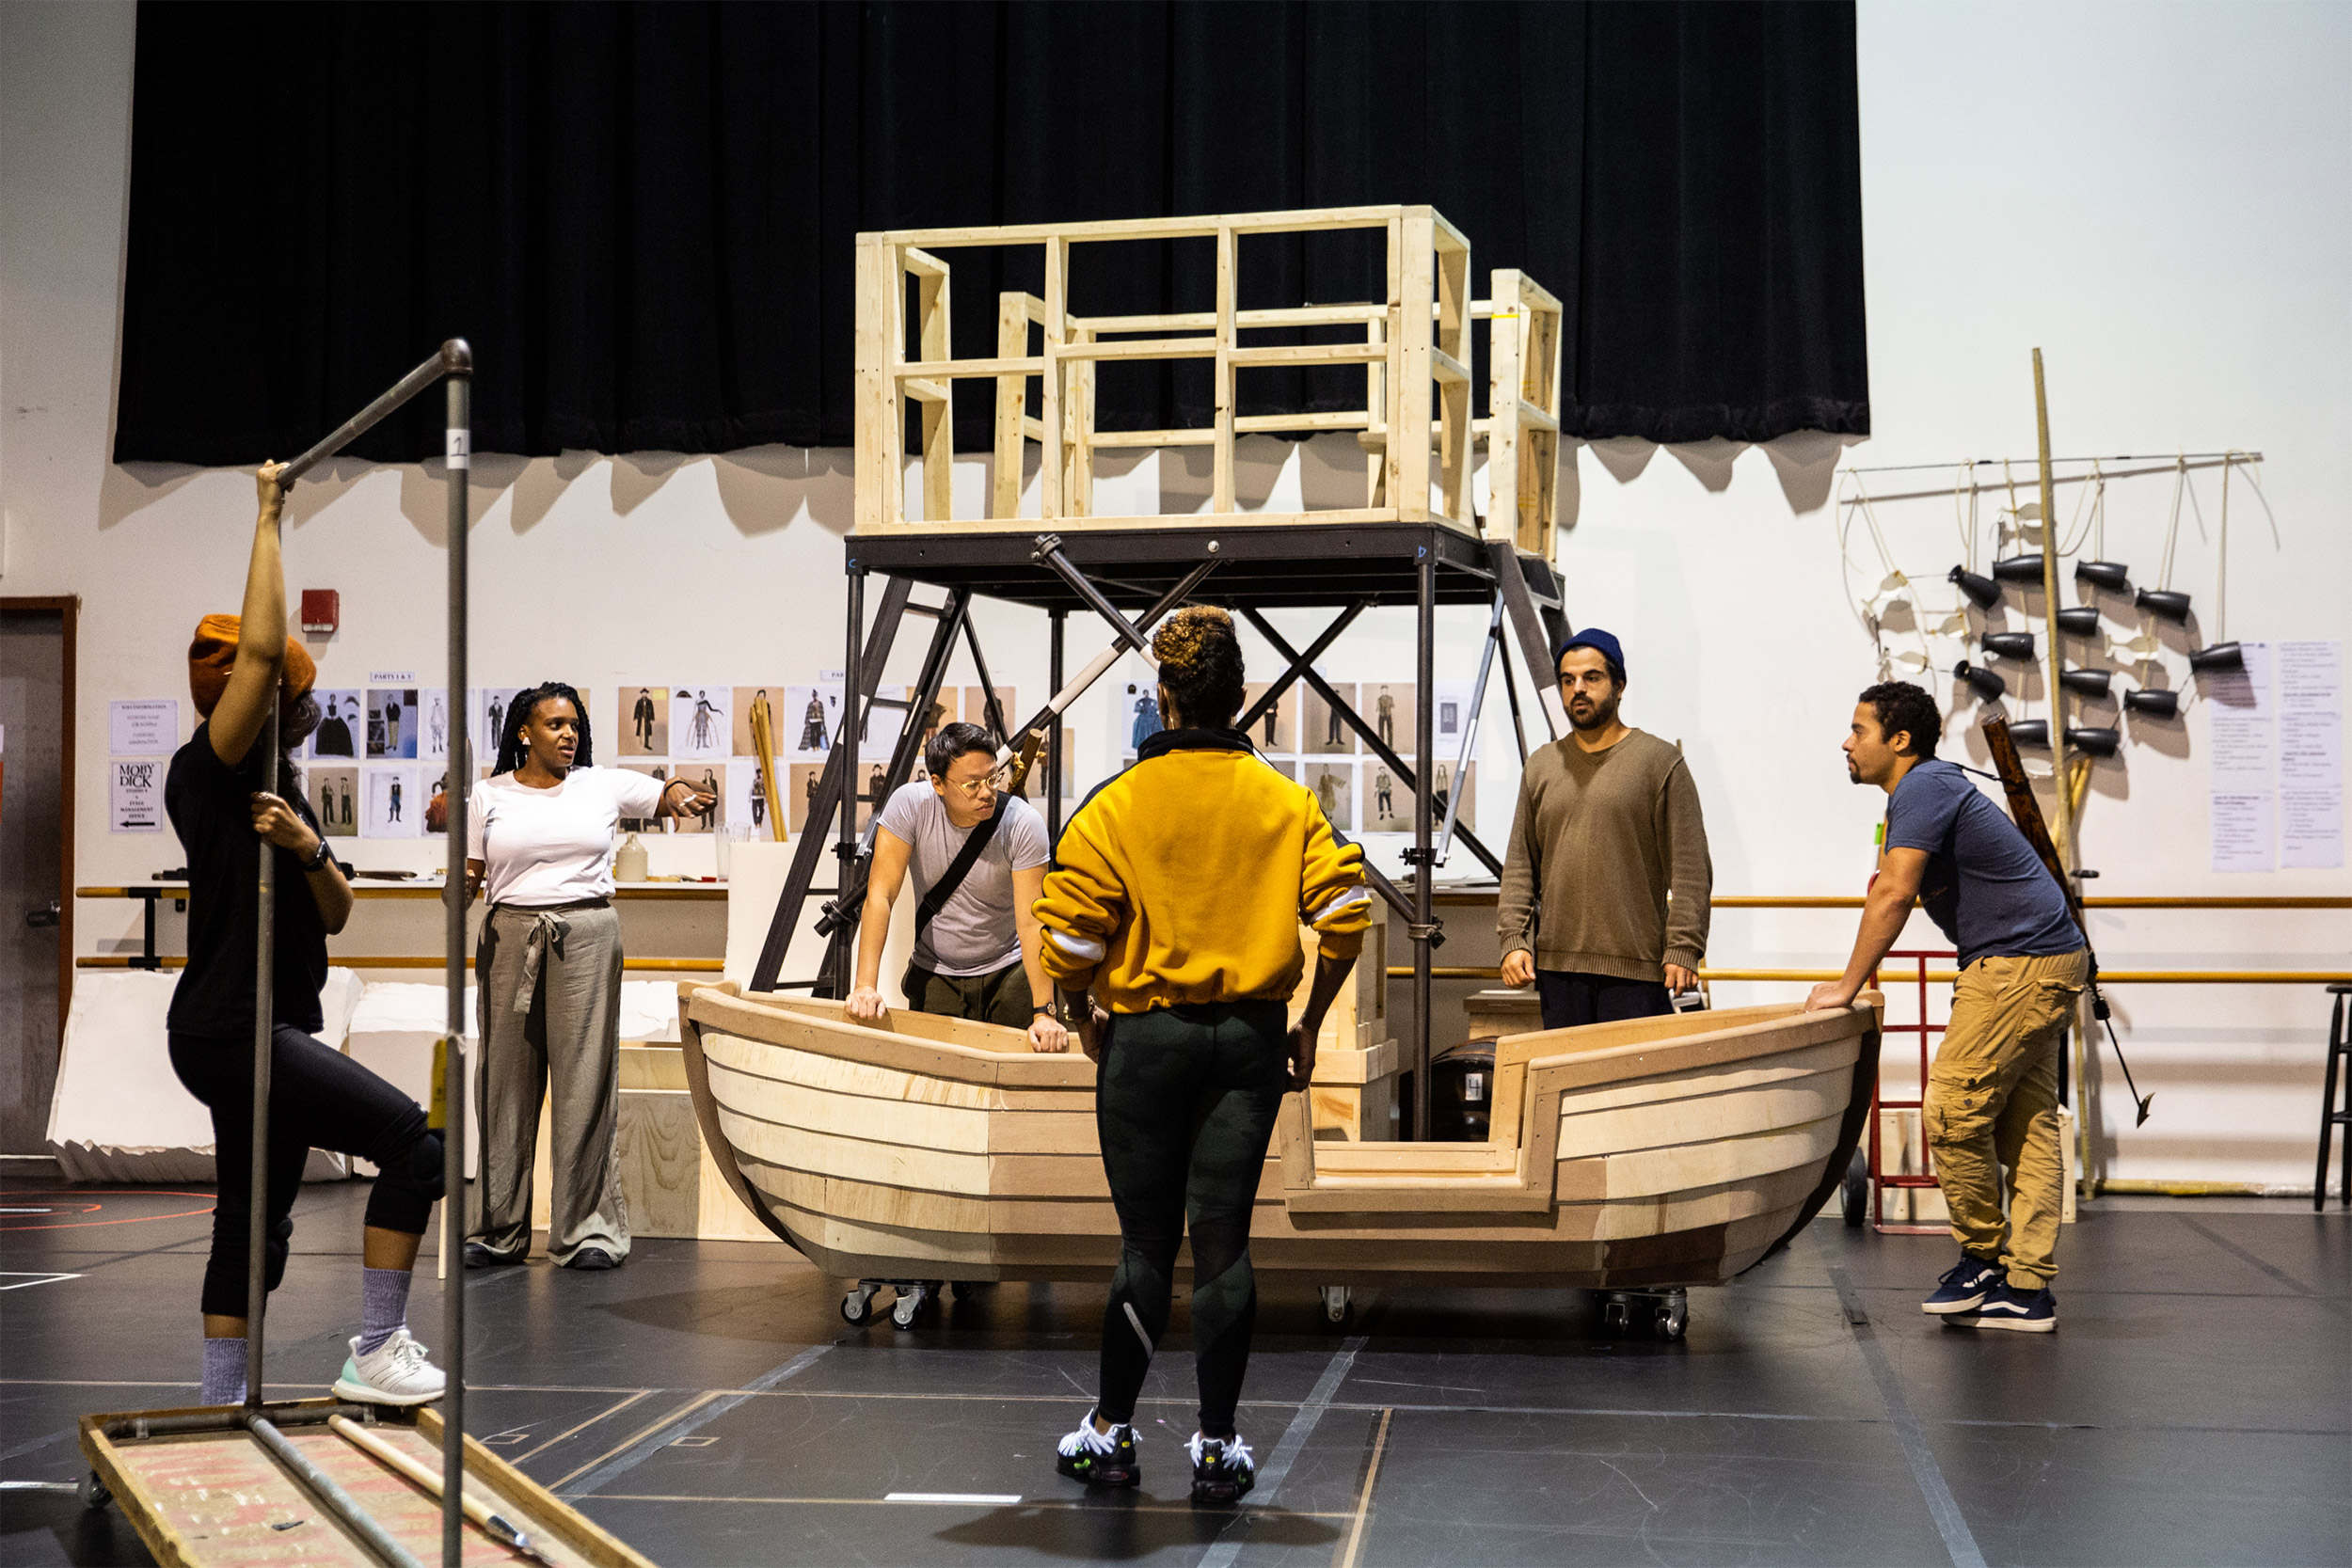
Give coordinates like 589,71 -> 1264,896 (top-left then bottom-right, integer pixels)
299,838 -> 333,873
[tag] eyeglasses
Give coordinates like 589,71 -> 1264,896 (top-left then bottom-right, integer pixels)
941,768 -> 1009,798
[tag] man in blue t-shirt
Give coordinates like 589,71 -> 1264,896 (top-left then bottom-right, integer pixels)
1807,681 -> 2086,1334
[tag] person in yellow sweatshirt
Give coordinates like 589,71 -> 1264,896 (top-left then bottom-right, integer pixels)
1035,606 -> 1370,1507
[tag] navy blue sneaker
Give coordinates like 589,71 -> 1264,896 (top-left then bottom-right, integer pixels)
1954,1281 -> 2057,1333
1922,1254 -> 2002,1315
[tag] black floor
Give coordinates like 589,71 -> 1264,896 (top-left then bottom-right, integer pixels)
2,1178 -> 2345,1567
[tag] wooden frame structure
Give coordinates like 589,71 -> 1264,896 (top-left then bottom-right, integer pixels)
855,204 -> 1565,557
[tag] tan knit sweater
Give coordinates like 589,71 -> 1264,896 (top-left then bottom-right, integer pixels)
1497,730 -> 1712,981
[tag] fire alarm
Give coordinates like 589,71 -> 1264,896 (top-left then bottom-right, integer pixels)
300,589 -> 340,635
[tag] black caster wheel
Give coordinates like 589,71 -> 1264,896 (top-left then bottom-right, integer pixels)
1650,1291 -> 1689,1341
1841,1148 -> 1869,1227
79,1471 -> 112,1511
950,1280 -> 982,1303
841,1283 -> 879,1324
1318,1285 -> 1353,1328
890,1282 -> 933,1329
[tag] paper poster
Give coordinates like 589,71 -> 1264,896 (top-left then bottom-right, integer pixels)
1116,680 -> 1163,756
666,760 -> 724,833
307,765 -> 358,838
418,690 -> 453,760
1362,681 -> 1413,753
856,686 -> 908,762
310,689 -> 363,759
1365,759 -> 1410,832
1302,681 -> 1358,755
670,686 -> 731,759
785,684 -> 843,759
961,686 -> 1017,739
618,686 -> 669,756
110,759 -> 165,832
1304,759 -> 1356,831
2280,725 -> 2343,792
787,760 -> 873,833
1015,725 -> 1075,800
2280,791 -> 2343,870
729,761 -> 779,839
1434,679 -> 1477,755
363,767 -> 421,838
911,688 -> 956,751
733,687 -> 785,757
1242,683 -> 1296,752
1432,759 -> 1477,832
617,762 -> 668,833
475,689 -> 523,767
366,688 -> 418,759
2209,792 -> 2274,874
2278,641 -> 2343,714
110,700 -> 177,756
2207,712 -> 2275,793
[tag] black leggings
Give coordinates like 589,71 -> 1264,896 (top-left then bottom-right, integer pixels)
1093,1001 -> 1288,1439
169,1024 -> 444,1318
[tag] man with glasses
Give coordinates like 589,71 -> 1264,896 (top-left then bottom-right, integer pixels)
1498,629 -> 1713,1028
848,722 -> 1067,1050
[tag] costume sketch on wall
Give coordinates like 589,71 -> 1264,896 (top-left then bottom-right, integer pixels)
732,686 -> 784,756
474,688 -> 523,767
671,685 -> 731,760
362,766 -> 421,838
786,684 -> 842,759
421,691 -> 450,759
308,765 -> 358,838
1241,683 -> 1295,752
310,689 -> 362,758
1304,759 -> 1356,832
620,685 -> 669,756
1303,681 -> 1358,755
366,688 -> 418,759
617,762 -> 667,833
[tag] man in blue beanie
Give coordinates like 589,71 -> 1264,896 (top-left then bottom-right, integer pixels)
1497,629 -> 1713,1026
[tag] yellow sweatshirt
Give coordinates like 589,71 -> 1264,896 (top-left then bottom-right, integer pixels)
1035,729 -> 1371,1012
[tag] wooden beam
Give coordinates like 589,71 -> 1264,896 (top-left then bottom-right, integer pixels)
1213,225 -> 1237,514
992,292 -> 1029,520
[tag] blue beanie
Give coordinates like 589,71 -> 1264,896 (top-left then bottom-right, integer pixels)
1555,627 -> 1627,683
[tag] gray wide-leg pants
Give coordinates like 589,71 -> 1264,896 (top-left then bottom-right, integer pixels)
471,900 -> 630,1265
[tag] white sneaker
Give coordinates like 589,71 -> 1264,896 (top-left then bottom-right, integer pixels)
331,1327 -> 446,1406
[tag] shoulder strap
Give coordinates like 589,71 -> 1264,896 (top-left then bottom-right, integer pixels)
915,797 -> 1008,935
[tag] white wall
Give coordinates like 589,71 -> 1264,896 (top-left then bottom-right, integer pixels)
5,0 -> 2344,1185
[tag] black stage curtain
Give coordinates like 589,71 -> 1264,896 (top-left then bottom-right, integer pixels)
114,1 -> 1866,467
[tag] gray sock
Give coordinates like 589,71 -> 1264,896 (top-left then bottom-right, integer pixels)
358,1267 -> 412,1356
201,1337 -> 247,1405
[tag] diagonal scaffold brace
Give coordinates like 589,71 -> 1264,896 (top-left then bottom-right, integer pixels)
237,339 -> 475,1566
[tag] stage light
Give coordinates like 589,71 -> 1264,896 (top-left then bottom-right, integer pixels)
2136,588 -> 2193,623
1948,566 -> 2002,611
1952,661 -> 2007,701
2009,720 -> 2051,747
2124,689 -> 2180,719
2058,669 -> 2112,699
2057,606 -> 2102,637
2188,641 -> 2243,673
1993,556 -> 2048,584
2068,726 -> 2122,758
2075,561 -> 2131,593
1983,631 -> 2036,661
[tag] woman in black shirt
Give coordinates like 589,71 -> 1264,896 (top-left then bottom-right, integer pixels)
166,464 -> 447,1408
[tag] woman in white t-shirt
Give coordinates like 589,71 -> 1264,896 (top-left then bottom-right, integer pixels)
461,682 -> 711,1271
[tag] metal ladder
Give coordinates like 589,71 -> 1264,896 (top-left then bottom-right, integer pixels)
747,578 -> 974,996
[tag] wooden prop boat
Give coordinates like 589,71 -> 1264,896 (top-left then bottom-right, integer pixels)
677,982 -> 1882,1296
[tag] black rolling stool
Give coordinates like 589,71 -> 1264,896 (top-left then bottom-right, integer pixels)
2318,983 -> 2352,1212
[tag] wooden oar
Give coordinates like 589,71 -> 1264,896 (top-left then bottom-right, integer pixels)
326,1415 -> 555,1565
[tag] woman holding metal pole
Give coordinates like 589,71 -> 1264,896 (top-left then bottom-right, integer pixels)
462,687 -> 712,1270
166,464 -> 449,1407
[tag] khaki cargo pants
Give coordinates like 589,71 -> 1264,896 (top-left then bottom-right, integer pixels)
1924,948 -> 2088,1290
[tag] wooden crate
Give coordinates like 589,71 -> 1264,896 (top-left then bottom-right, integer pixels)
852,204 -> 1564,546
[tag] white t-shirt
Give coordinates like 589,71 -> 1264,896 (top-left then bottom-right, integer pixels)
467,766 -> 663,907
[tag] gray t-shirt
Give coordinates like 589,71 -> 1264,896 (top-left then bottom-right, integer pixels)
874,782 -> 1051,976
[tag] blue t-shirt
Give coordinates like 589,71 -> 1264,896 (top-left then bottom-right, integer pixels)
1883,760 -> 2081,969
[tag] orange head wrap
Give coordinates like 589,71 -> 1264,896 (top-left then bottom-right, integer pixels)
187,614 -> 317,718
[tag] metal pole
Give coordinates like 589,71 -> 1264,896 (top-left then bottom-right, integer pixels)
439,368 -> 470,1568
245,700 -> 278,1406
246,1414 -> 429,1568
1047,610 -> 1065,847
1411,547 -> 1436,1141
278,341 -> 472,485
836,566 -> 865,999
